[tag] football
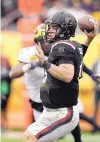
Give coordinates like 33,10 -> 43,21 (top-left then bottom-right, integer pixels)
78,15 -> 96,32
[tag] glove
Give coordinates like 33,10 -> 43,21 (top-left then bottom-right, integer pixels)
30,61 -> 42,69
91,74 -> 100,83
22,62 -> 42,73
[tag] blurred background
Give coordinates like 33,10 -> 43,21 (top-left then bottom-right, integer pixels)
1,0 -> 100,142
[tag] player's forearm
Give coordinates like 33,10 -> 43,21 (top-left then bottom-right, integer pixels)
83,37 -> 94,47
82,37 -> 95,56
47,64 -> 74,83
83,63 -> 93,76
81,44 -> 88,57
9,62 -> 42,79
9,66 -> 24,79
83,63 -> 100,82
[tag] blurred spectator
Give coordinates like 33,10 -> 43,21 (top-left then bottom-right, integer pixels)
1,0 -> 17,17
92,0 -> 100,12
1,55 -> 12,132
1,0 -> 21,30
39,0 -> 66,23
43,0 -> 53,9
82,0 -> 94,12
91,1 -> 100,26
46,0 -> 67,17
82,0 -> 100,23
68,0 -> 88,20
1,0 -> 6,17
63,0 -> 72,7
92,58 -> 100,125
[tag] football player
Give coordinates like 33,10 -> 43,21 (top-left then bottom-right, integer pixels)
24,11 -> 98,142
9,23 -> 50,121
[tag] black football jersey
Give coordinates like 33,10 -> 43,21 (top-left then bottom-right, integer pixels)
40,40 -> 82,108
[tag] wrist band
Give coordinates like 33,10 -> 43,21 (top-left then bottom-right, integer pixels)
42,60 -> 51,70
30,62 -> 42,69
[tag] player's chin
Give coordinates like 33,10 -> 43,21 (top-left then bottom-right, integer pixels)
47,37 -> 55,42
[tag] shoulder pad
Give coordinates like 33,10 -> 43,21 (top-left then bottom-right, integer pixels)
18,45 -> 38,63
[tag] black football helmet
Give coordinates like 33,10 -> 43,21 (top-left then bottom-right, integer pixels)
34,23 -> 45,44
34,23 -> 51,56
45,10 -> 77,42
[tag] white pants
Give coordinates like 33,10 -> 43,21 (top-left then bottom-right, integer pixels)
77,98 -> 84,113
27,106 -> 79,142
33,109 -> 42,121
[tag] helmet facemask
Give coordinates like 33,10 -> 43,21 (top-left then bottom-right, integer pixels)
45,22 -> 62,43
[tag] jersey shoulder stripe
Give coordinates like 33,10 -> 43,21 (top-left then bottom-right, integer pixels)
52,41 -> 76,50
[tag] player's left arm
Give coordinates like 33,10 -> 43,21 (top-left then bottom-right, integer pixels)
83,63 -> 100,83
9,47 -> 42,79
9,61 -> 42,79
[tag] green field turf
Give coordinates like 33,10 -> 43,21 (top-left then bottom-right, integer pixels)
1,139 -> 22,142
1,132 -> 100,142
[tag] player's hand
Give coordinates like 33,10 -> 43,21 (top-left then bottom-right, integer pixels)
84,21 -> 99,39
35,43 -> 45,65
91,73 -> 100,83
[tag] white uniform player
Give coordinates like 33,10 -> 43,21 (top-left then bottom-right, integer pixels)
77,98 -> 84,113
9,23 -> 50,122
18,45 -> 45,120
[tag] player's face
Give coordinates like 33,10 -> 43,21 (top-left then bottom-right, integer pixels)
47,24 -> 60,39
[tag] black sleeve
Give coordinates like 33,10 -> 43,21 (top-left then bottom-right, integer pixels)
52,43 -> 75,65
83,63 -> 93,76
81,44 -> 88,57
